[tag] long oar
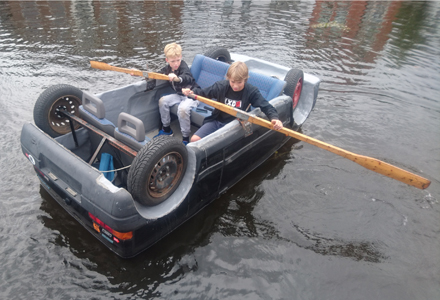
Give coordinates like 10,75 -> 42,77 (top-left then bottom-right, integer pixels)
188,93 -> 431,190
90,61 -> 180,81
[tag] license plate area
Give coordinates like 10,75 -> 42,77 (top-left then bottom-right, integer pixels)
93,222 -> 115,244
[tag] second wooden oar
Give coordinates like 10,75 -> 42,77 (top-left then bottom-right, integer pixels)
188,93 -> 431,190
90,61 -> 180,81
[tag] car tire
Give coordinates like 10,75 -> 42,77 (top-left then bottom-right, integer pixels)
284,69 -> 304,109
33,84 -> 83,137
203,47 -> 231,63
128,136 -> 188,206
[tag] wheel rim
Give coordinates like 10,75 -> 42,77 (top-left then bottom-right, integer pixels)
147,151 -> 185,199
292,78 -> 303,109
48,95 -> 81,135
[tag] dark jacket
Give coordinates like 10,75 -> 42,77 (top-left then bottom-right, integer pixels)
155,60 -> 199,95
192,80 -> 280,123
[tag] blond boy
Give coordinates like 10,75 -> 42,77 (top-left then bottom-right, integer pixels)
183,61 -> 282,142
154,43 -> 199,145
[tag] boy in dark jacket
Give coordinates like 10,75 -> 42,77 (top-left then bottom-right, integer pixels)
182,61 -> 283,142
152,43 -> 199,145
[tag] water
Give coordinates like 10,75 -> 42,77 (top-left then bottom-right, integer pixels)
1,1 -> 439,299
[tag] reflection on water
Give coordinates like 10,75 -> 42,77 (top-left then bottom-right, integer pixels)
0,1 -> 417,62
1,1 -> 187,65
217,138 -> 387,264
39,185 -> 201,298
292,224 -> 387,263
305,1 -> 434,83
1,1 -> 439,299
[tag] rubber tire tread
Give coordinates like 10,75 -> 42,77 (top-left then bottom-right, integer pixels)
33,84 -> 83,137
203,47 -> 231,63
128,136 -> 188,206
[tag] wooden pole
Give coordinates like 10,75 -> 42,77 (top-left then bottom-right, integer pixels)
189,93 -> 431,190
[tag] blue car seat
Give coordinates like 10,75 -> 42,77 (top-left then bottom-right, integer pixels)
247,71 -> 286,101
170,55 -> 231,127
79,91 -> 116,136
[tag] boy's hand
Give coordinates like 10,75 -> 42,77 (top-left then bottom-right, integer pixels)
168,73 -> 179,82
271,119 -> 283,130
182,88 -> 193,96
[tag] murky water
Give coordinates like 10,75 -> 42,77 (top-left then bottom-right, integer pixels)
1,1 -> 439,299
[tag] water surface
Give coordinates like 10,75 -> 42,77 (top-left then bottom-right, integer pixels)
0,1 -> 439,299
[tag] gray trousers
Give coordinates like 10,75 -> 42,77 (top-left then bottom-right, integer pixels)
158,94 -> 199,138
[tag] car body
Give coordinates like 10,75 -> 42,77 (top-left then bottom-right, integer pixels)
20,50 -> 320,257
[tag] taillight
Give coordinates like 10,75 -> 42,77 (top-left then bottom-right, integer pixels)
292,78 -> 303,109
88,212 -> 133,241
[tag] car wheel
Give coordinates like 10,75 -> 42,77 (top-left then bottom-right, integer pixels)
128,136 -> 188,206
203,47 -> 231,63
284,69 -> 304,109
33,84 -> 83,137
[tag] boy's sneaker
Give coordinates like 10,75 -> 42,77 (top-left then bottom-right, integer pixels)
182,136 -> 189,146
154,128 -> 173,138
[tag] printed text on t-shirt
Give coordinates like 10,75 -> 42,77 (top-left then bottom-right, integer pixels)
225,98 -> 242,108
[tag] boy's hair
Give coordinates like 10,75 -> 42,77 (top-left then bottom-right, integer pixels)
164,42 -> 182,58
226,61 -> 249,81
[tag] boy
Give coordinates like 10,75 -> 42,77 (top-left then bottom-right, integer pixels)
152,43 -> 199,145
182,61 -> 283,142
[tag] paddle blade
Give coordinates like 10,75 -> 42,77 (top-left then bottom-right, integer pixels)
90,61 -> 112,71
90,61 -> 144,77
350,154 -> 431,189
89,61 -> 177,81
277,128 -> 431,189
